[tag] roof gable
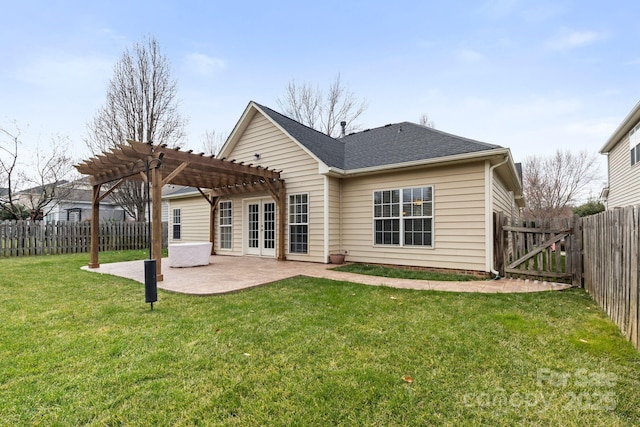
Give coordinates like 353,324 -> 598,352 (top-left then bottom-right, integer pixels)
254,103 -> 345,168
219,102 -> 343,169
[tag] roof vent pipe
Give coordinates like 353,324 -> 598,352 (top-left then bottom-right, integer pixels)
340,121 -> 347,138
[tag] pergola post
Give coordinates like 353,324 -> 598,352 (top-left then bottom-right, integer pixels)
210,195 -> 217,255
151,165 -> 163,281
277,184 -> 287,261
89,183 -> 101,268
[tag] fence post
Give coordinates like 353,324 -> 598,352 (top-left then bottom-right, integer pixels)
571,215 -> 583,287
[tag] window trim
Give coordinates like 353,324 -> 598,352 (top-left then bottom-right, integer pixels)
372,185 -> 434,248
288,193 -> 309,254
630,123 -> 640,166
219,200 -> 232,250
172,208 -> 181,240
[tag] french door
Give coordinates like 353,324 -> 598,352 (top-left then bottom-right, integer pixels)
245,199 -> 276,257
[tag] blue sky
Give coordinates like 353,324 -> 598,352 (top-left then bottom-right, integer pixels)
2,0 -> 640,196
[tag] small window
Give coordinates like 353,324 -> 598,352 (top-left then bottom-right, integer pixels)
219,201 -> 232,249
289,194 -> 308,254
630,124 -> 640,166
172,208 -> 181,240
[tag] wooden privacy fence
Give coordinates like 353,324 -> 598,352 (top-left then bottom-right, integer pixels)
494,212 -> 582,286
0,220 -> 168,257
582,207 -> 639,350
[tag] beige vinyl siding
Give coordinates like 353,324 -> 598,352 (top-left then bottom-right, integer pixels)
225,112 -> 326,262
607,135 -> 640,208
341,162 -> 488,272
492,172 -> 518,259
168,196 -> 210,244
493,174 -> 514,216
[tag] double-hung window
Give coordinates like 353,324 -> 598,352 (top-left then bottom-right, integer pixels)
289,193 -> 308,254
373,186 -> 433,247
172,208 -> 181,240
631,123 -> 640,166
373,190 -> 400,245
219,201 -> 232,249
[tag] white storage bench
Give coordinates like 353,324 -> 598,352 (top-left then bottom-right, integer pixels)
168,242 -> 212,267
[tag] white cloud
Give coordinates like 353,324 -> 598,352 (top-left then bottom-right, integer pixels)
183,53 -> 227,76
456,49 -> 485,63
495,96 -> 583,119
544,30 -> 605,51
564,119 -> 619,140
478,0 -> 520,19
14,53 -> 115,90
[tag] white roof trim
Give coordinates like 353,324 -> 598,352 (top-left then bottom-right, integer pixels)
162,188 -> 202,200
600,100 -> 640,154
325,147 -> 510,176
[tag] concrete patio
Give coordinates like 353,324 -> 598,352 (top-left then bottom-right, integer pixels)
82,255 -> 572,295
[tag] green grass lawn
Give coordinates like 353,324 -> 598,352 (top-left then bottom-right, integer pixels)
1,251 -> 639,426
332,263 -> 480,281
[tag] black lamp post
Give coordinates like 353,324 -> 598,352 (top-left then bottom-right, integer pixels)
144,156 -> 161,309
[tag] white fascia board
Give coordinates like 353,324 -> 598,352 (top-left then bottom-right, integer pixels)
323,148 -> 511,177
162,189 -> 203,201
600,100 -> 640,154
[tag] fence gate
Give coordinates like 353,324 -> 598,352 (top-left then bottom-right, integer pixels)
494,213 -> 582,286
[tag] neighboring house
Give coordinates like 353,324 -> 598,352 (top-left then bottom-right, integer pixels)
17,178 -> 126,222
164,101 -> 524,275
600,100 -> 640,209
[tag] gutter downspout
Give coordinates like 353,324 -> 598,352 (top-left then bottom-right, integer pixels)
487,155 -> 509,278
323,175 -> 329,263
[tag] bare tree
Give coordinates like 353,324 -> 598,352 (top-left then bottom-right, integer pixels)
522,149 -> 600,221
1,124 -> 78,220
200,129 -> 228,157
276,74 -> 367,137
20,135 -> 78,219
85,35 -> 186,220
419,113 -> 435,128
0,123 -> 25,219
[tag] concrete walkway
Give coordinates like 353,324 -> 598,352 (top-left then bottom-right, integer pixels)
82,255 -> 572,295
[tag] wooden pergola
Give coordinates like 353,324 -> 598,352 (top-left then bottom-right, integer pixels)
75,140 -> 285,281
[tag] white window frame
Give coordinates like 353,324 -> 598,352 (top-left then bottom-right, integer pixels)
289,193 -> 309,254
172,208 -> 181,240
219,201 -> 232,250
372,185 -> 434,248
630,123 -> 640,166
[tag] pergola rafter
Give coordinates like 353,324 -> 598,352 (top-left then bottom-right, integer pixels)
75,140 -> 285,281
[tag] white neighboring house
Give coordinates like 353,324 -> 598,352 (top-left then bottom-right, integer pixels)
46,180 -> 126,222
16,178 -> 126,222
600,100 -> 640,208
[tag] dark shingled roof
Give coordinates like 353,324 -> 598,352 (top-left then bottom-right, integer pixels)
254,103 -> 503,170
342,122 -> 501,169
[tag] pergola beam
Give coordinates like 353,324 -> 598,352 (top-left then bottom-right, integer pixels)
75,140 -> 285,278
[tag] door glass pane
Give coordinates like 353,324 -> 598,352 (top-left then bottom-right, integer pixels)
264,202 -> 275,250
248,204 -> 259,249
